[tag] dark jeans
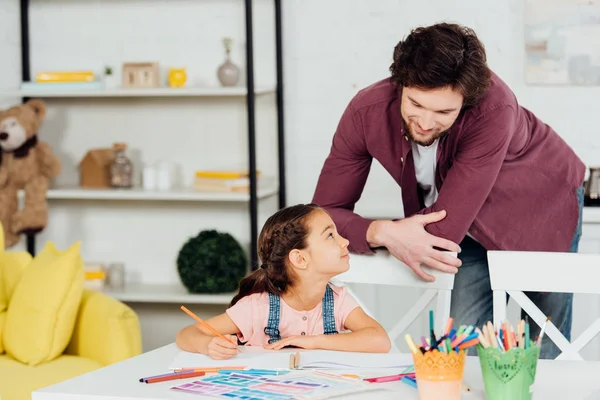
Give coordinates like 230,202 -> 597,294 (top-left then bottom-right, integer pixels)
449,186 -> 584,359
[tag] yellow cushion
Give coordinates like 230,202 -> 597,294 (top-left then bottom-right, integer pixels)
0,250 -> 33,355
0,265 -> 4,355
0,223 -> 4,354
2,251 -> 33,300
0,312 -> 5,354
3,241 -> 84,366
66,289 -> 143,366
0,353 -> 102,400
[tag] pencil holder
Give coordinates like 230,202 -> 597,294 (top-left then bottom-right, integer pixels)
477,344 -> 540,400
412,349 -> 466,400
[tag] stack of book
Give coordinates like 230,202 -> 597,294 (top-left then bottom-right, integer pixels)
193,169 -> 263,193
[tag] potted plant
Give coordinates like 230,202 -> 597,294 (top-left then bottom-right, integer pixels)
177,229 -> 248,293
103,66 -> 118,89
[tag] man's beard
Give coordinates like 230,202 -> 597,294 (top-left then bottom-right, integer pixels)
403,117 -> 447,147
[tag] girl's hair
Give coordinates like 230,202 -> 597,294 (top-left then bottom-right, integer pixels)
229,203 -> 320,307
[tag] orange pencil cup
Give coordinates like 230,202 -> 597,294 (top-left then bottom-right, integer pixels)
412,350 -> 467,400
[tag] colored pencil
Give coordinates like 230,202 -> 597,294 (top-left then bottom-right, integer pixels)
143,371 -> 205,384
536,317 -> 550,348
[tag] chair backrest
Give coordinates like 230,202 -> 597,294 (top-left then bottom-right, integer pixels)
488,250 -> 600,361
332,250 -> 456,349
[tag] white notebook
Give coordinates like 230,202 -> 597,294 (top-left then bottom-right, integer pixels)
169,347 -> 413,371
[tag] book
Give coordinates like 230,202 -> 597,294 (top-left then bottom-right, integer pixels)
36,71 -> 96,83
193,176 -> 274,193
194,169 -> 262,180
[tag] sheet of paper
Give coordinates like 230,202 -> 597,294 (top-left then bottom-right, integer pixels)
169,347 -> 296,370
299,350 -> 414,369
170,371 -> 380,400
169,347 -> 413,371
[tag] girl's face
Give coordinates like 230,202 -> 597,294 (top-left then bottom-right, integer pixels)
301,209 -> 350,276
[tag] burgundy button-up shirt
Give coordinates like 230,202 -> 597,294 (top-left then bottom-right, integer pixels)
312,72 -> 586,253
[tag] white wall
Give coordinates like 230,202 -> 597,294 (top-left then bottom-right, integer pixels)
1,0 -> 599,358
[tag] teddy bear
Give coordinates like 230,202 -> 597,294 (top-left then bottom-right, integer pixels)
0,99 -> 61,248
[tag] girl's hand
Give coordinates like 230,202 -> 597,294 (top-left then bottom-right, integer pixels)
207,334 -> 239,360
264,335 -> 322,351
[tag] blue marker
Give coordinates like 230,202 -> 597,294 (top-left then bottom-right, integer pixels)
401,376 -> 417,389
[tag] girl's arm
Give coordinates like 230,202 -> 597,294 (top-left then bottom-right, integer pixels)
264,307 -> 392,353
316,307 -> 392,352
175,312 -> 241,356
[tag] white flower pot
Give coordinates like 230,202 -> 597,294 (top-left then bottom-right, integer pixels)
103,75 -> 119,89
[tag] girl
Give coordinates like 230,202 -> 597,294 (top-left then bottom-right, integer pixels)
176,203 -> 391,360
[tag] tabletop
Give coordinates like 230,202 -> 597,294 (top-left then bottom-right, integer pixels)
32,343 -> 600,400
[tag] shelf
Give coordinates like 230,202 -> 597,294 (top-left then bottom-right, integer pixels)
35,184 -> 279,202
583,207 -> 600,224
101,283 -> 234,305
0,85 -> 276,98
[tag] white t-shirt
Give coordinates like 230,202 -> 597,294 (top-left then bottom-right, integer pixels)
411,140 -> 439,208
411,139 -> 476,242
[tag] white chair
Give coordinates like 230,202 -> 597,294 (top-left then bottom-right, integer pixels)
332,250 -> 456,350
488,250 -> 600,361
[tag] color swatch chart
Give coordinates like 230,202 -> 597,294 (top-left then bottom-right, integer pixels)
170,372 -> 374,400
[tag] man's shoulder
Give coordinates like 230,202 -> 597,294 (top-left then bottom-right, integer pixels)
472,70 -> 518,114
349,77 -> 399,111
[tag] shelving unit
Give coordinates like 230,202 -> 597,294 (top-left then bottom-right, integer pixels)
7,85 -> 276,98
14,0 -> 287,271
38,184 -> 279,202
101,283 -> 235,305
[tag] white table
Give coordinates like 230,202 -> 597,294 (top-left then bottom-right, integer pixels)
33,343 -> 600,400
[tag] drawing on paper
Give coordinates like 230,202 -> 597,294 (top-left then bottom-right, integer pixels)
525,0 -> 600,85
170,372 -> 376,400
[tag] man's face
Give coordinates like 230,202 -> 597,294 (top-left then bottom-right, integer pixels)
400,86 -> 464,146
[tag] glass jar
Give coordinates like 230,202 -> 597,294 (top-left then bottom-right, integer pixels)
107,262 -> 126,290
110,142 -> 133,188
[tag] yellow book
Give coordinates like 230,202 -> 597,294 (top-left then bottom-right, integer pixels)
194,169 -> 261,180
36,71 -> 96,83
84,270 -> 106,280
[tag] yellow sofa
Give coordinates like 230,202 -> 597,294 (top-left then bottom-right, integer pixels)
0,240 -> 142,400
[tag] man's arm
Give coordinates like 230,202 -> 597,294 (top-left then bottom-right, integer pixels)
313,100 -> 462,278
416,105 -> 517,243
312,100 -> 375,254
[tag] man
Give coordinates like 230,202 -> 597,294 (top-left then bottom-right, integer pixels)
312,22 -> 585,359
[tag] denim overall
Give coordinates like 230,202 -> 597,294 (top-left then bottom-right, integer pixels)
264,285 -> 338,344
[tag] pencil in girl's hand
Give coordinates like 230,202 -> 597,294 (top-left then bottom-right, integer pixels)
180,305 -> 240,352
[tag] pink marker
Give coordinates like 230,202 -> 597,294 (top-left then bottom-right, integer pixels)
364,372 -> 416,383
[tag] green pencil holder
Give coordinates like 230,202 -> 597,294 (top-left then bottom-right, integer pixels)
477,344 -> 540,400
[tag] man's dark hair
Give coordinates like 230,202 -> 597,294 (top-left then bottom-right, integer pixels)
390,23 -> 491,108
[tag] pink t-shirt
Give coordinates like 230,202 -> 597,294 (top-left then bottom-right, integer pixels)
225,284 -> 360,346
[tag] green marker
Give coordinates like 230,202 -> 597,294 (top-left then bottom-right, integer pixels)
524,317 -> 530,350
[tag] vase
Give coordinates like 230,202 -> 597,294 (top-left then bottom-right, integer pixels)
217,56 -> 240,87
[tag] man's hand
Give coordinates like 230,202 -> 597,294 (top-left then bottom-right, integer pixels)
207,334 -> 239,360
263,335 -> 322,351
367,210 -> 462,282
